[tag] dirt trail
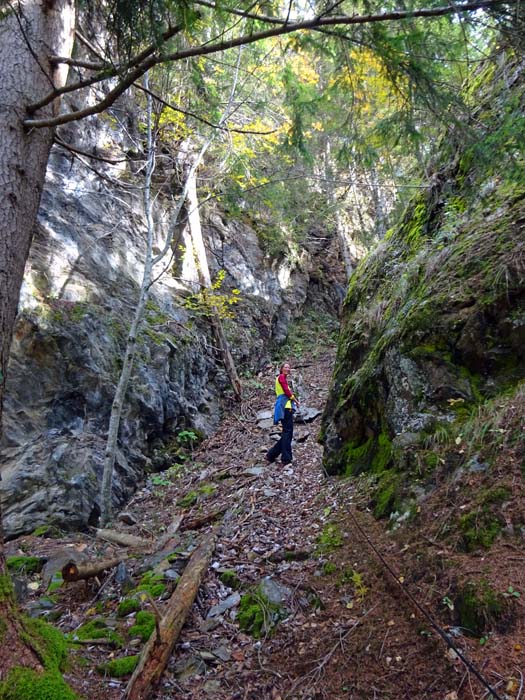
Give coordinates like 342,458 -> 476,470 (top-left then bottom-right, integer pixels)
124,348 -> 461,700
7,347 -> 519,700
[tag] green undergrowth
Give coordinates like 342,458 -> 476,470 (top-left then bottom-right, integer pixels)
315,523 -> 344,553
219,570 -> 241,589
281,307 -> 339,359
134,571 -> 166,598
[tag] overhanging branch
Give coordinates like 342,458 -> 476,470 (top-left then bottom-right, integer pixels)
23,0 -> 514,130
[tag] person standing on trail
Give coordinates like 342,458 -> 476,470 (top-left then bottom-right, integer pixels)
266,361 -> 300,466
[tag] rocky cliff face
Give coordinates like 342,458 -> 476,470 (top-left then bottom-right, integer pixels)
1,112 -> 345,539
321,51 -> 525,517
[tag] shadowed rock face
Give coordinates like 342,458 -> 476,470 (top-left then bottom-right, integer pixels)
1,125 -> 344,539
321,53 -> 525,508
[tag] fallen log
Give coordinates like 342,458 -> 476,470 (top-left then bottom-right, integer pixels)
124,526 -> 218,700
95,528 -> 152,549
62,555 -> 127,582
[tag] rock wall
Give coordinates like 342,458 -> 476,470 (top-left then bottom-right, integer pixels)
321,52 -> 525,516
1,112 -> 345,539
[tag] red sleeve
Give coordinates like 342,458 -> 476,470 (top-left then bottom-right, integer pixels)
278,373 -> 294,399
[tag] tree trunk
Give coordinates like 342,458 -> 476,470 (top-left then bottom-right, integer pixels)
0,0 -> 75,677
0,0 -> 75,426
99,79 -> 156,526
186,168 -> 242,400
322,137 -> 355,280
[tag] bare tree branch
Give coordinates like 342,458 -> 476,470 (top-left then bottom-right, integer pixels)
54,134 -> 129,164
135,81 -> 279,135
49,55 -> 107,69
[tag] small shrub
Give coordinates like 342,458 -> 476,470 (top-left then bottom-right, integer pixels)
316,524 -> 344,553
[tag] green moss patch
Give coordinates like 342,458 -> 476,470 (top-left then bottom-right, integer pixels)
177,490 -> 199,508
455,579 -> 507,637
135,571 -> 166,598
0,574 -> 14,602
373,469 -> 403,518
129,611 -> 156,642
343,438 -> 373,476
31,525 -> 63,539
0,668 -> 79,700
0,618 -> 79,699
219,570 -> 241,589
7,556 -> 44,575
458,485 -> 511,551
117,597 -> 141,618
97,655 -> 139,678
237,589 -> 286,638
66,618 -> 123,647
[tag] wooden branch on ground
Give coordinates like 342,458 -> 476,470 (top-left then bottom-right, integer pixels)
155,515 -> 184,550
62,556 -> 127,582
124,526 -> 219,700
95,528 -> 152,549
266,548 -> 313,563
179,506 -> 226,532
70,638 -> 119,646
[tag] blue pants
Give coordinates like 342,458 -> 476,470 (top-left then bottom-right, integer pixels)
266,408 -> 293,464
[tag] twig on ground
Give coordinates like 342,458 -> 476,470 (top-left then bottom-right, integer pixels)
516,667 -> 524,700
288,604 -> 378,696
378,628 -> 390,660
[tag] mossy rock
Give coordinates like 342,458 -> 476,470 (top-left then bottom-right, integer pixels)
97,655 -> 139,678
372,469 -> 403,518
342,437 -> 373,477
455,579 -> 508,636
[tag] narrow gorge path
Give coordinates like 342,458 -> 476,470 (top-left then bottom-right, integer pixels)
7,346 -> 509,700
123,347 -> 463,700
